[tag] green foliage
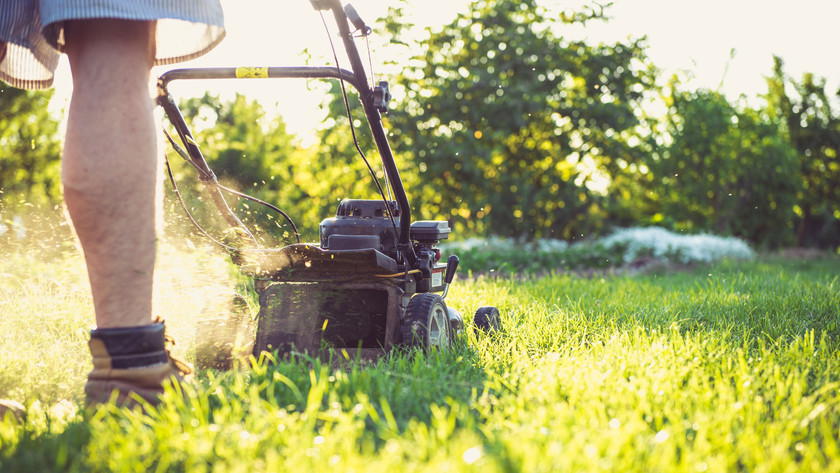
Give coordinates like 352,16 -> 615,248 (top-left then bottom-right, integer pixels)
169,93 -> 314,243
0,85 -> 62,209
170,90 -> 399,245
3,7 -> 835,253
648,86 -> 799,247
305,80 -> 395,226
178,93 -> 297,191
765,57 -> 840,248
377,0 -> 657,239
167,18 -> 836,252
443,237 -> 618,274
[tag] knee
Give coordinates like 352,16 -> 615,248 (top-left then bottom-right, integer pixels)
64,20 -> 157,86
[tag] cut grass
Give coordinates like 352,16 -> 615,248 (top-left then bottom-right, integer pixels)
0,245 -> 838,472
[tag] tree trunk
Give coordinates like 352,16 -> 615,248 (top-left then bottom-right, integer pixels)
795,206 -> 811,247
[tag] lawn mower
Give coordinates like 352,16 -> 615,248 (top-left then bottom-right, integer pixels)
156,0 -> 502,367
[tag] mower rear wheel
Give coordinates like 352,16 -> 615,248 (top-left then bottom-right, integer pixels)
473,306 -> 502,335
402,293 -> 452,351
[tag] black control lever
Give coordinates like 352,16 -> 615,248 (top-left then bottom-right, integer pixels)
373,81 -> 391,113
445,255 -> 459,284
441,255 -> 459,299
344,4 -> 372,35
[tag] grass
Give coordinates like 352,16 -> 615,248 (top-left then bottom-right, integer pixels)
0,242 -> 838,472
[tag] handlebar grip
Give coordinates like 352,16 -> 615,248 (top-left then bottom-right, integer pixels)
344,4 -> 372,35
445,255 -> 459,284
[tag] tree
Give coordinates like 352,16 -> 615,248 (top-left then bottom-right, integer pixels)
178,92 -> 297,190
379,0 -> 657,240
0,85 -> 62,209
647,84 -> 799,247
305,80 -> 399,230
765,57 -> 840,248
168,93 -> 309,244
169,88 -> 401,246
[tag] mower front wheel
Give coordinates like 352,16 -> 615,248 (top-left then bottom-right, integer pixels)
473,306 -> 502,335
402,293 -> 452,352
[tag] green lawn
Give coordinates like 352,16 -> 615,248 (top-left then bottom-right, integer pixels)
1,244 -> 838,472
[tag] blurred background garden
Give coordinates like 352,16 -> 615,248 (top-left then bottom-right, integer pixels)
1,0 -> 839,258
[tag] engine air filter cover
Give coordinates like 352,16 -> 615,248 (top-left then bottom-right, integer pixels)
410,220 -> 451,242
320,199 -> 400,255
335,199 -> 400,218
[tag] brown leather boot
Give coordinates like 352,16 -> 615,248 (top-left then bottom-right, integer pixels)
85,319 -> 193,410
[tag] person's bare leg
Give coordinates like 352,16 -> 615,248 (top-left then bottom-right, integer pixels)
63,20 -> 158,329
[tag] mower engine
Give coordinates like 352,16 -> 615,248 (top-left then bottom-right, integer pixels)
320,199 -> 450,291
250,199 -> 456,361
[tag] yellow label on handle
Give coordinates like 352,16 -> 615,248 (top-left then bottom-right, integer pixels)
235,67 -> 269,79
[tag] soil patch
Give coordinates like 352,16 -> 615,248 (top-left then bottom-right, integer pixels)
779,248 -> 835,260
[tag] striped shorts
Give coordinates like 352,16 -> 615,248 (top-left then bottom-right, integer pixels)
0,0 -> 225,90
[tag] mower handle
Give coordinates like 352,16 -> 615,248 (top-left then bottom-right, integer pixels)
319,0 -> 418,266
157,0 -> 419,267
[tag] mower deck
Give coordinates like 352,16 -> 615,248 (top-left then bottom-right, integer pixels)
254,279 -> 404,361
244,243 -> 399,280
251,244 -> 406,360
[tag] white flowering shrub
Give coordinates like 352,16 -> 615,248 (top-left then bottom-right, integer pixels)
534,239 -> 570,253
440,227 -> 754,273
598,227 -> 755,263
442,236 -> 515,253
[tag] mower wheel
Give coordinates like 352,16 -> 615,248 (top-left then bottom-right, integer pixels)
402,293 -> 452,351
473,306 -> 502,335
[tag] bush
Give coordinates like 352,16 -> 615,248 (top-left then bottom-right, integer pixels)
440,227 -> 754,274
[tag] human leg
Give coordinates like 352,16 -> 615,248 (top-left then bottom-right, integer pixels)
62,19 -> 158,329
0,1 -> 224,410
62,19 -> 191,407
